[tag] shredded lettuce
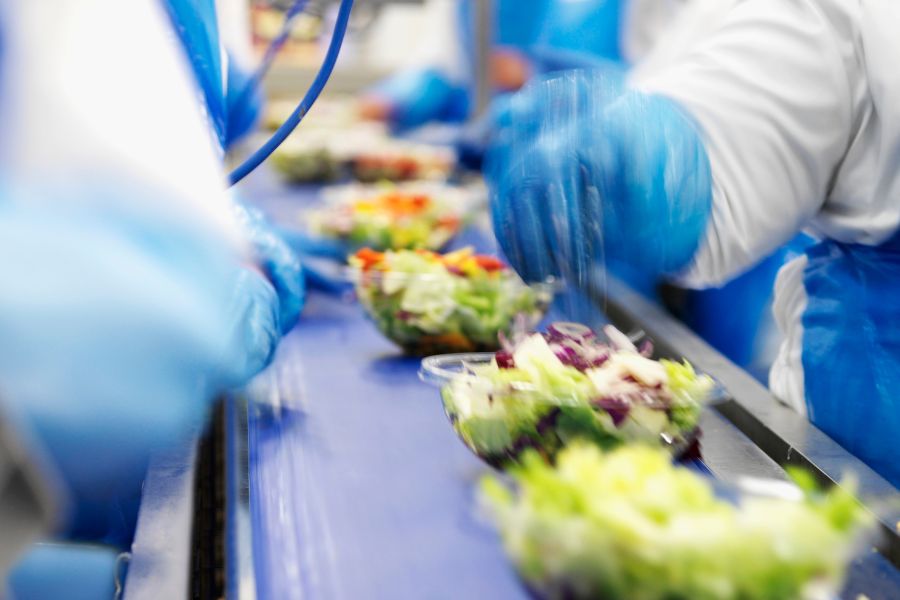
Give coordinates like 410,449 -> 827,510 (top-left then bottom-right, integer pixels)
482,444 -> 872,600
352,248 -> 550,354
441,327 -> 715,465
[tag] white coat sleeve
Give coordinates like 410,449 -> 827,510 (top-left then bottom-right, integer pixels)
634,0 -> 863,286
0,0 -> 246,252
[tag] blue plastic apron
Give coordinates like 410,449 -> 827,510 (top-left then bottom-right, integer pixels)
802,229 -> 900,487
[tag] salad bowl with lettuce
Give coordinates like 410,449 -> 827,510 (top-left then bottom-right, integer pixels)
419,322 -> 719,466
309,183 -> 470,252
481,444 -> 873,600
349,247 -> 554,355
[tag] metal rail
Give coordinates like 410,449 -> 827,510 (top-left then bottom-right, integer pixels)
598,275 -> 900,567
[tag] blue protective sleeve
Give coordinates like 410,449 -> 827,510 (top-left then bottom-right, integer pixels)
801,233 -> 900,488
7,544 -> 119,600
535,0 -> 623,62
0,189 -> 283,542
366,69 -> 469,132
163,0 -> 228,148
487,70 -> 711,292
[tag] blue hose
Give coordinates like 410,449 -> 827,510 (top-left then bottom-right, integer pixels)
228,0 -> 354,186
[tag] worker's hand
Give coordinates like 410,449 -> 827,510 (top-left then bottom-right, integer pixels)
485,70 -> 712,287
232,203 -> 305,335
223,266 -> 281,386
0,198 -> 266,542
358,69 -> 469,132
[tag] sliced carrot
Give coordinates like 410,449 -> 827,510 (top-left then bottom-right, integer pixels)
353,247 -> 385,270
474,255 -> 506,272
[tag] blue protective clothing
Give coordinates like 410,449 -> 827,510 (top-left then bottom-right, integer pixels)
532,0 -> 623,63
164,0 -> 263,149
233,203 -> 306,334
486,70 -> 711,289
7,544 -> 119,600
801,233 -> 900,487
365,69 -> 470,132
369,0 -> 624,133
0,191 -> 278,542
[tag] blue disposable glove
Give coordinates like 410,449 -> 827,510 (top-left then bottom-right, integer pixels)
224,266 -> 282,386
535,0 -> 623,63
362,69 -> 470,132
486,70 -> 712,290
7,544 -> 119,600
0,186 -> 284,543
232,203 -> 305,335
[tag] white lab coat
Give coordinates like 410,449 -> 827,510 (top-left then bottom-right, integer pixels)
0,0 -> 251,575
0,0 -> 245,250
635,0 -> 900,413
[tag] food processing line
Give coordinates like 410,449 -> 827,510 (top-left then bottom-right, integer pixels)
119,167 -> 900,600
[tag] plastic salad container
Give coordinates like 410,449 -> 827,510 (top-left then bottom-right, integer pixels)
349,141 -> 455,183
349,247 -> 555,356
308,183 -> 472,253
271,121 -> 421,184
271,142 -> 341,183
419,323 -> 721,467
480,444 -> 873,600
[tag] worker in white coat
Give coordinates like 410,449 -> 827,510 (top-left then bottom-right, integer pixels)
488,0 -> 900,486
0,0 -> 302,593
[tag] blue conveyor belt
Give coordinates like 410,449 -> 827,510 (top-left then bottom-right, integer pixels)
248,291 -> 528,600
243,172 -> 532,599
236,170 -> 900,600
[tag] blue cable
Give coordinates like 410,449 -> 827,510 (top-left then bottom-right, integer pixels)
228,0 -> 354,186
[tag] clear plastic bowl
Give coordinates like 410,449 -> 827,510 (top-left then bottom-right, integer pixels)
420,352 -> 722,467
305,182 -> 478,254
492,470 -> 864,600
349,143 -> 456,183
350,269 -> 557,356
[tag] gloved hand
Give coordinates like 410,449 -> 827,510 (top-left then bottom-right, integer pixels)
359,69 -> 469,132
0,196 -> 264,543
485,70 -> 712,291
232,202 -> 305,335
224,265 -> 281,386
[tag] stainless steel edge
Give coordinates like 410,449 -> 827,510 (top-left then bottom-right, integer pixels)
596,275 -> 900,566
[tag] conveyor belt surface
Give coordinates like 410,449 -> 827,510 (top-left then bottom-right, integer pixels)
228,169 -> 900,600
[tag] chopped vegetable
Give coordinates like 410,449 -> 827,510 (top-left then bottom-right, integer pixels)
350,146 -> 454,182
350,247 -> 552,355
439,323 -> 715,465
271,146 -> 341,183
310,184 -> 464,251
482,444 -> 872,600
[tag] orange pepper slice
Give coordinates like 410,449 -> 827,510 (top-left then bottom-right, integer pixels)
353,247 -> 385,271
474,255 -> 506,272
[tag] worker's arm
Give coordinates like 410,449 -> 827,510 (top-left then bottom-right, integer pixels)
634,0 -> 861,286
0,0 -> 290,546
487,0 -> 861,291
